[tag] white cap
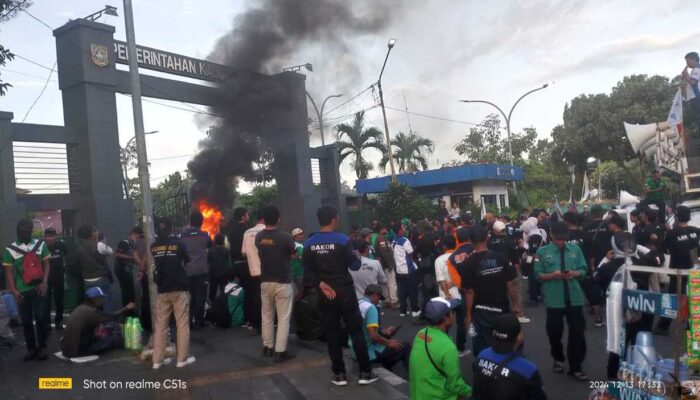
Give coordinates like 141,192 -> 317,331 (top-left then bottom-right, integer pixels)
291,228 -> 303,237
493,220 -> 506,231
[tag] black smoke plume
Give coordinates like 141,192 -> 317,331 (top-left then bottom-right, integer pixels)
188,0 -> 396,210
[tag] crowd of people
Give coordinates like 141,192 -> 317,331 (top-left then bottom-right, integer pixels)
1,166 -> 698,399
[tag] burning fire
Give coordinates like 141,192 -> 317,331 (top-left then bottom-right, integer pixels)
196,200 -> 224,239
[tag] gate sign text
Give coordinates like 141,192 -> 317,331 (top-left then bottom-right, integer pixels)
622,289 -> 677,318
112,40 -> 230,82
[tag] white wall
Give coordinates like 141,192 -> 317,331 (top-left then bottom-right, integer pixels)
472,180 -> 510,209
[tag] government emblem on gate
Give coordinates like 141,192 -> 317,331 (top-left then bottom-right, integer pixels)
90,44 -> 108,67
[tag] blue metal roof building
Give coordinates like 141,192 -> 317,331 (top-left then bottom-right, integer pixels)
355,164 -> 524,194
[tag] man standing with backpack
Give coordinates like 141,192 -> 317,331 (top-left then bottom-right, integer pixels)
3,219 -> 51,361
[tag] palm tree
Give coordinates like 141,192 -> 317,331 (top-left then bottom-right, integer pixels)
381,131 -> 434,173
335,111 -> 387,179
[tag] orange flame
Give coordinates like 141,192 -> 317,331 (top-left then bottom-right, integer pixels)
196,200 -> 223,239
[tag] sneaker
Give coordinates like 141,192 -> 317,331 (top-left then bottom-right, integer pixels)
411,311 -> 421,318
553,360 -> 565,374
399,312 -> 407,317
153,357 -> 172,369
458,349 -> 471,358
330,374 -> 348,386
594,318 -> 603,328
358,371 -> 379,385
36,347 -> 48,361
569,371 -> 589,381
262,346 -> 274,357
273,352 -> 295,363
176,356 -> 196,368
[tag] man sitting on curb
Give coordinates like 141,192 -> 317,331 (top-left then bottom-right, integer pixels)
351,284 -> 410,374
60,287 -> 134,360
473,313 -> 547,399
409,297 -> 472,400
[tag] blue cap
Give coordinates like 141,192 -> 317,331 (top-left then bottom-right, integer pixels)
86,287 -> 105,299
424,297 -> 460,324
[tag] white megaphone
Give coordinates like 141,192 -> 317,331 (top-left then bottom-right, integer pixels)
624,122 -> 660,158
619,190 -> 640,207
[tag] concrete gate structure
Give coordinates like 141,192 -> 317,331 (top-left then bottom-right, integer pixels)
0,19 -> 344,247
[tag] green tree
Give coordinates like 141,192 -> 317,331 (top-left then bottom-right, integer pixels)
381,131 -> 434,173
335,111 -> 386,179
374,182 -> 436,223
238,185 -> 277,214
454,114 -> 537,164
0,1 -> 33,96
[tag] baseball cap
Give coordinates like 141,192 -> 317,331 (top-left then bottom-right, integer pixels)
493,220 -> 506,231
86,287 -> 105,299
291,228 -> 303,237
364,284 -> 385,300
44,227 -> 57,235
488,313 -> 521,353
424,297 -> 459,324
360,227 -> 372,237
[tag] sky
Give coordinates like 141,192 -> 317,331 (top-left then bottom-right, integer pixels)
1,0 -> 699,194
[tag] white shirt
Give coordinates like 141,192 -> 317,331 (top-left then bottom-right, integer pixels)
449,207 -> 461,218
241,223 -> 265,277
349,256 -> 387,300
685,67 -> 700,100
392,236 -> 414,274
434,252 -> 461,300
97,241 -> 113,256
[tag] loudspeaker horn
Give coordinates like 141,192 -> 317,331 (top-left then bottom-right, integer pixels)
624,122 -> 658,158
619,190 -> 640,207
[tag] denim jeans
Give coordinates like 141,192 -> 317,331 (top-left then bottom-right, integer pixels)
18,288 -> 50,350
396,272 -> 419,314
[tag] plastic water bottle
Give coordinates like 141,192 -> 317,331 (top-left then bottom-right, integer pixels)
132,318 -> 143,351
468,323 -> 477,338
124,317 -> 133,349
650,373 -> 666,400
617,361 -> 628,382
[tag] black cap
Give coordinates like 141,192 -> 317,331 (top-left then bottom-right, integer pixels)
364,284 -> 385,300
488,313 -> 521,353
550,221 -> 568,239
44,227 -> 57,235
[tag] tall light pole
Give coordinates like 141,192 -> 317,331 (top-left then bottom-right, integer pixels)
123,0 -> 158,344
460,83 -> 549,192
121,130 -> 158,199
378,39 -> 398,182
307,93 -> 343,146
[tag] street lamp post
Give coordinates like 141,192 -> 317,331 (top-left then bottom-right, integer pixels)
459,83 -> 549,193
378,39 -> 398,182
306,93 -> 343,146
121,130 -> 158,199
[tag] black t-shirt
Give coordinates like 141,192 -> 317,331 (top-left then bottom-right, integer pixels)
226,221 -> 251,261
416,233 -> 436,263
255,228 -> 295,284
47,240 -> 68,272
302,231 -> 358,292
566,228 -> 585,247
151,236 -> 190,293
487,235 -> 519,266
460,250 -> 517,312
664,226 -> 700,269
582,219 -> 611,265
473,348 -> 547,400
641,223 -> 665,251
208,244 -> 232,278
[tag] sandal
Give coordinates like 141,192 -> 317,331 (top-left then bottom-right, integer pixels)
569,371 -> 588,381
553,361 -> 565,374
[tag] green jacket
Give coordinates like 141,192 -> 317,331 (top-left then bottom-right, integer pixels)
409,326 -> 472,400
534,243 -> 588,309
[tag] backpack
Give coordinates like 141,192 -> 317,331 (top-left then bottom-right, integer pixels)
294,291 -> 325,341
208,283 -> 243,328
8,240 -> 45,285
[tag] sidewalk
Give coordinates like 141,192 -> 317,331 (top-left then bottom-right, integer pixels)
0,324 -> 409,400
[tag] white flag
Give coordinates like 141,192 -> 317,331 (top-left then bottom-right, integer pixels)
579,172 -> 590,203
480,197 -> 487,220
667,89 -> 684,133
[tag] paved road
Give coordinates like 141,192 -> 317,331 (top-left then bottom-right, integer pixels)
0,298 -> 678,399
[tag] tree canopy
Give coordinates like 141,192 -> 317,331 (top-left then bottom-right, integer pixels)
0,1 -> 33,96
336,111 -> 386,179
381,131 -> 434,173
454,114 -> 537,165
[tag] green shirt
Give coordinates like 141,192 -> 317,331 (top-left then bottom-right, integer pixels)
291,242 -> 304,279
3,239 -> 50,292
349,298 -> 385,361
645,177 -> 665,202
409,326 -> 472,400
534,243 -> 588,308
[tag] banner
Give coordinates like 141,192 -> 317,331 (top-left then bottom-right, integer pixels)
622,289 -> 677,318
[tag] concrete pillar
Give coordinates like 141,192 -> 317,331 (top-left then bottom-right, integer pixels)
269,72 -> 321,232
53,20 -> 133,244
0,112 -> 23,246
